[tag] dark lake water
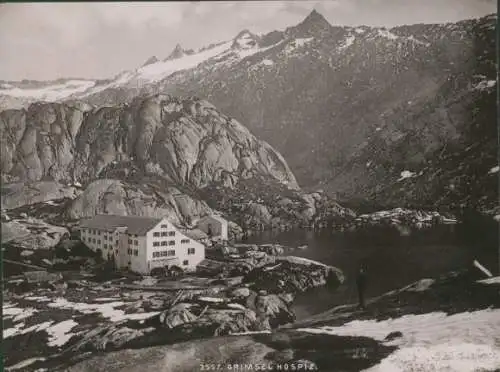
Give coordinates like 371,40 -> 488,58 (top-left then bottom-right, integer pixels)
243,224 -> 499,320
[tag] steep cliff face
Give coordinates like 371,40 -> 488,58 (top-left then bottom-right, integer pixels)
76,13 -> 496,212
0,95 -> 297,190
1,95 -> 353,230
1,11 -> 494,212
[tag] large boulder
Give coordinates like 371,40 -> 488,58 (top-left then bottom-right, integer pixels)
1,217 -> 69,249
1,181 -> 79,210
158,303 -> 198,328
244,256 -> 344,294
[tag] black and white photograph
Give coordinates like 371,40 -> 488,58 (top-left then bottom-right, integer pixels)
0,1 -> 498,371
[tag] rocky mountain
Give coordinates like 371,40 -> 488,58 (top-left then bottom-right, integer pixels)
0,95 -> 353,231
165,44 -> 195,61
0,11 -> 496,213
142,56 -> 160,67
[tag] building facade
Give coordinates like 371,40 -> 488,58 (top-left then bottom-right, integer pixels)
196,215 -> 229,241
79,215 -> 205,274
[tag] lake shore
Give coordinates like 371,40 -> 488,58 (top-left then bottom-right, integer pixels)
32,269 -> 500,372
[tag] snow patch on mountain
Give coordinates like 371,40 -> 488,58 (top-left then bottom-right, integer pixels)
378,29 -> 399,41
282,37 -> 314,57
397,170 -> 417,181
294,37 -> 314,47
0,80 -> 96,101
377,29 -> 430,46
338,34 -> 356,51
488,165 -> 499,174
474,79 -> 496,91
298,309 -> 500,372
136,41 -> 233,82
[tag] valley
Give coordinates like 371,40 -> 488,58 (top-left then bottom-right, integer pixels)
1,6 -> 499,372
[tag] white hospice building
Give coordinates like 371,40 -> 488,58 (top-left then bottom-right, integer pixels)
79,215 -> 207,274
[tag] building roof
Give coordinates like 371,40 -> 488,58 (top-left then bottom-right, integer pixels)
198,214 -> 227,225
179,228 -> 209,240
79,214 -> 162,236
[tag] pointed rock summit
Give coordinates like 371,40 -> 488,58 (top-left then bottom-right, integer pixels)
142,56 -> 159,67
165,44 -> 194,61
231,30 -> 260,50
288,9 -> 332,37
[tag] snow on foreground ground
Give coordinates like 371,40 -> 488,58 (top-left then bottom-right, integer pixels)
2,285 -> 163,370
297,308 -> 500,371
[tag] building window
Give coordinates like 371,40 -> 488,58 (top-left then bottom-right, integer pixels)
161,241 -> 168,246
134,250 -> 138,256
82,237 -> 86,242
116,240 -> 119,245
167,250 -> 175,256
98,231 -> 101,235
128,239 -> 132,244
188,248 -> 195,255
168,241 -> 175,246
92,238 -> 96,243
161,224 -> 168,229
153,232 -> 160,237
168,231 -> 175,237
183,260 -> 189,266
104,244 -> 108,249
153,242 -> 160,247
97,240 -> 101,245
161,231 -> 168,237
181,239 -> 190,244
134,240 -> 138,245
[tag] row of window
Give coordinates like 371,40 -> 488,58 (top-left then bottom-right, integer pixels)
82,228 -> 139,238
153,250 -> 176,258
151,247 -> 196,258
83,237 -> 195,255
127,248 -> 139,256
128,239 -> 139,245
153,231 -> 175,237
83,237 -> 101,244
103,235 -> 118,243
153,241 -> 175,247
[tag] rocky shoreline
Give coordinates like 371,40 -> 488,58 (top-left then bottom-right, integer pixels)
2,238 -> 344,371
6,269 -> 497,372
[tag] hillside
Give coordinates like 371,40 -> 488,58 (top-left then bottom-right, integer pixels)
0,95 -> 353,231
0,11 -> 496,212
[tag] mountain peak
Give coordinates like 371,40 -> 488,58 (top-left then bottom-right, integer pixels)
231,29 -> 259,49
165,44 -> 194,61
289,9 -> 332,37
302,9 -> 330,27
165,44 -> 184,61
142,56 -> 159,67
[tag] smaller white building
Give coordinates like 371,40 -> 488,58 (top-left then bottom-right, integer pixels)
197,215 -> 229,241
79,215 -> 205,274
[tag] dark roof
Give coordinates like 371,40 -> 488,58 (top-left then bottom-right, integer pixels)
79,215 -> 162,235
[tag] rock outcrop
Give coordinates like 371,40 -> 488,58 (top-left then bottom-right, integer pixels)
0,95 -> 297,189
0,95 -> 356,230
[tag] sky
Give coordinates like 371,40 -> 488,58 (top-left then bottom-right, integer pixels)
0,0 -> 495,81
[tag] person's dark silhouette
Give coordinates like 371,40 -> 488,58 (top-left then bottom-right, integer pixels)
356,263 -> 367,309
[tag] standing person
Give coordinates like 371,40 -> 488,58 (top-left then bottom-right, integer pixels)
356,262 -> 368,309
